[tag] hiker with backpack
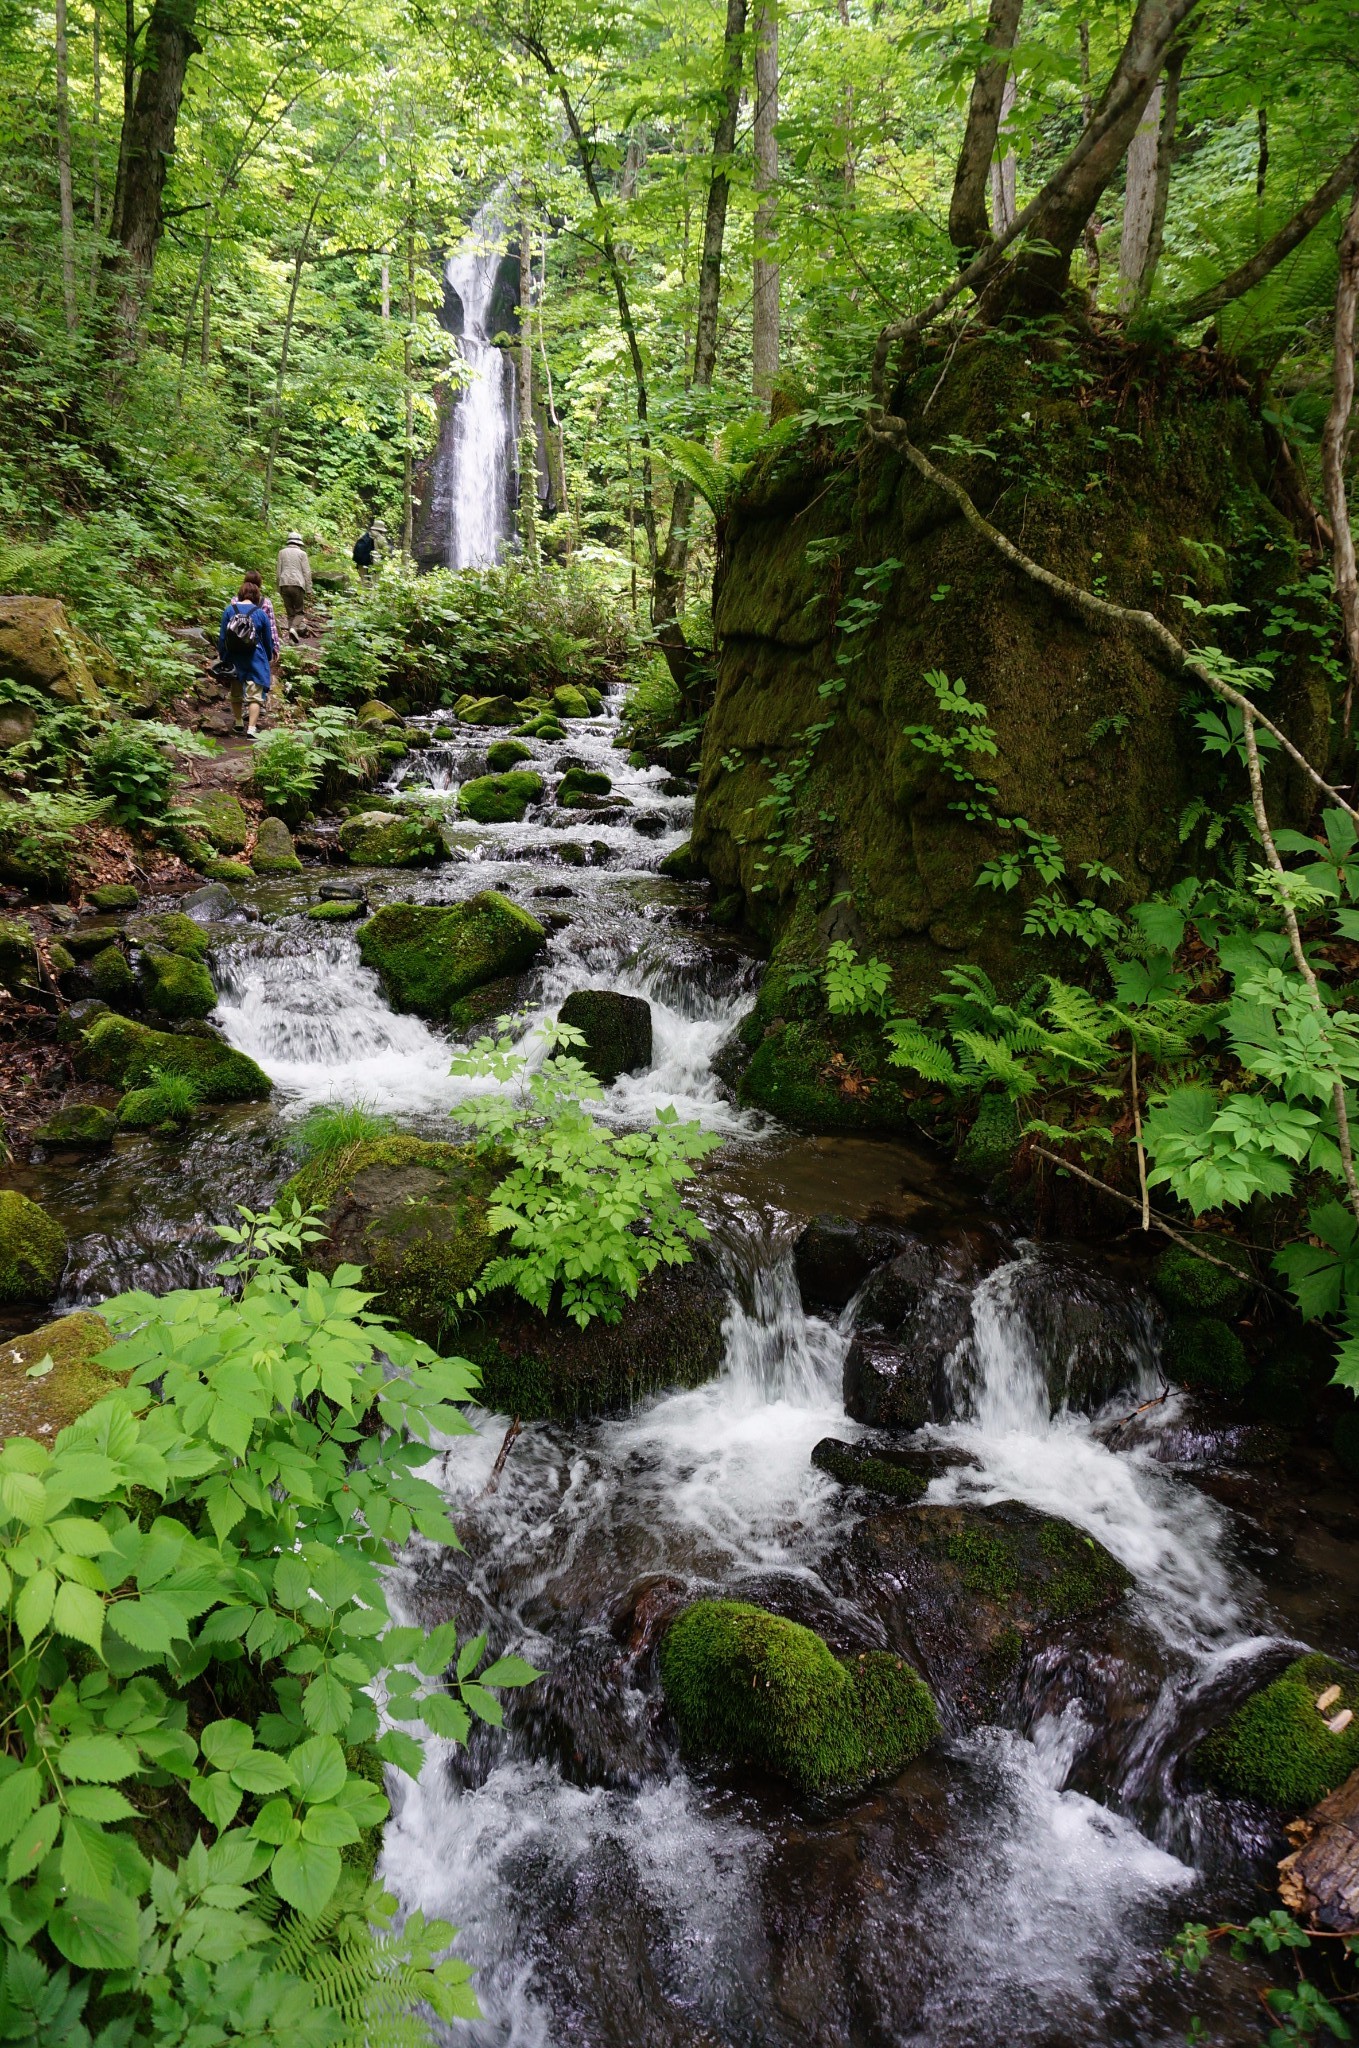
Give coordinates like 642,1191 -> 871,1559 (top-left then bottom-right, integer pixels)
218,579 -> 277,738
353,524 -> 375,574
276,531 -> 313,640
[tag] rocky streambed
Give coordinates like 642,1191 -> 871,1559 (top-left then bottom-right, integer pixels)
5,696 -> 1359,2046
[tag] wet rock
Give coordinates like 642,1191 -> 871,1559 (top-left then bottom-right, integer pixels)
551,684 -> 592,720
455,694 -> 518,726
609,1574 -> 690,1660
139,947 -> 216,1021
811,1436 -> 978,1503
793,1213 -> 908,1307
0,917 -> 38,993
1196,1654 -> 1359,1811
558,989 -> 652,1084
632,812 -> 669,838
338,811 -> 445,867
76,1011 -> 271,1102
842,1238 -> 986,1430
57,998 -> 109,1045
319,879 -> 367,901
90,944 -> 136,1005
660,776 -> 694,797
457,771 -> 544,824
486,737 -> 533,772
1141,1412 -> 1288,1468
660,1598 -> 938,1794
840,1499 -> 1134,1724
357,893 -> 546,1019
659,839 -> 705,881
307,899 -> 363,923
87,883 -> 138,912
182,881 -> 236,921
0,1311 -> 116,1438
956,1246 -> 1157,1418
252,816 -> 302,874
1279,1766 -> 1359,1931
558,767 -> 611,802
1165,1314 -> 1249,1396
32,1103 -> 117,1149
61,924 -> 122,959
0,1190 -> 68,1306
533,883 -> 574,899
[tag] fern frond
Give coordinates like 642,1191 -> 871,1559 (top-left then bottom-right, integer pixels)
884,1017 -> 961,1087
952,1029 -> 1043,1097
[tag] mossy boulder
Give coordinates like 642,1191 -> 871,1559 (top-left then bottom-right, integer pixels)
62,925 -> 123,961
277,1137 -> 499,1347
357,894 -> 546,1019
307,899 -> 364,923
139,949 -> 216,1021
659,1599 -> 938,1795
557,989 -> 652,1084
117,1086 -> 193,1130
0,596 -> 105,706
76,1012 -> 271,1102
1166,1315 -> 1249,1396
558,767 -> 611,803
957,1093 -> 1021,1182
659,840 -> 705,883
252,817 -> 302,874
0,1311 -> 117,1439
0,1191 -> 68,1306
202,859 -> 254,883
456,695 -> 518,727
1197,1655 -> 1359,1810
187,789 -> 251,853
845,1500 -> 1133,1722
127,912 -> 208,962
87,884 -> 138,912
551,685 -> 591,720
514,716 -> 566,741
457,772 -> 544,824
811,1436 -> 946,1504
90,944 -> 136,1005
1152,1238 -> 1254,1317
33,1104 -> 117,1149
358,699 -> 399,726
486,738 -> 533,772
739,1018 -> 916,1135
0,918 -> 38,994
336,812 -> 445,867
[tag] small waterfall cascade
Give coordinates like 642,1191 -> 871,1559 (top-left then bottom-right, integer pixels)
430,186 -> 518,569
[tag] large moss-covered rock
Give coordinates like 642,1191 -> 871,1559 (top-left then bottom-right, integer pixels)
558,989 -> 652,1084
458,772 -> 544,824
739,1017 -> 917,1135
0,1311 -> 116,1439
0,918 -> 38,994
87,884 -> 138,912
32,1104 -> 117,1149
357,894 -> 546,1018
252,816 -> 302,874
182,789 -> 250,853
456,695 -> 517,727
660,1599 -> 938,1794
90,944 -> 136,1004
127,912 -> 209,962
76,1012 -> 271,1101
1152,1238 -> 1254,1317
552,685 -> 591,720
0,1191 -> 68,1306
337,811 -> 445,867
1197,1655 -> 1359,1810
486,738 -> 533,772
139,949 -> 216,1020
0,596 -> 105,706
1165,1315 -> 1249,1395
558,767 -> 611,803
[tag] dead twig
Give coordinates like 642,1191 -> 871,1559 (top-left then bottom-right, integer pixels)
478,1415 -> 522,1499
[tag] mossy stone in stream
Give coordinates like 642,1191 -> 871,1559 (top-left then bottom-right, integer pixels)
558,767 -> 611,803
659,840 -> 705,883
308,898 -> 364,922
336,811 -> 444,867
514,716 -> 566,741
810,1437 -> 931,1504
0,1311 -> 117,1438
33,1103 -> 117,1149
189,789 -> 251,853
1197,1655 -> 1359,1810
90,943 -> 136,1004
202,858 -> 254,883
87,883 -> 138,912
0,917 -> 39,992
77,1012 -> 271,1102
456,695 -> 518,727
358,699 -> 399,726
659,1600 -> 938,1795
127,912 -> 209,961
357,894 -> 546,1018
739,1019 -> 916,1135
0,1191 -> 68,1305
1151,1238 -> 1254,1317
486,738 -> 533,772
252,816 -> 303,874
551,685 -> 591,720
557,989 -> 652,1084
457,772 -> 544,824
139,948 -> 217,1021
1165,1315 -> 1249,1396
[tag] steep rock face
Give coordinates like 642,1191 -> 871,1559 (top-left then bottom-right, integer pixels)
692,337 -> 1326,1008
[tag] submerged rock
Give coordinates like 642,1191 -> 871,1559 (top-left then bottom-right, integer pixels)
0,1310 -> 115,1437
252,816 -> 302,874
357,893 -> 546,1018
794,1213 -> 909,1307
76,1012 -> 271,1102
659,1598 -> 938,1795
457,771 -> 544,824
32,1103 -> 117,1149
1196,1655 -> 1359,1811
842,1237 -> 985,1429
0,1190 -> 68,1305
558,989 -> 652,1084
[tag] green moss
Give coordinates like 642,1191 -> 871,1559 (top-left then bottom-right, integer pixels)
739,1020 -> 916,1135
1035,1517 -> 1137,1619
551,685 -> 591,720
140,949 -> 217,1021
1198,1655 -> 1359,1810
77,1012 -> 271,1102
659,840 -> 705,883
201,859 -> 254,883
810,1439 -> 929,1502
1166,1315 -> 1249,1396
90,944 -> 136,1004
457,695 -> 517,726
33,1104 -> 117,1147
558,767 -> 611,800
252,817 -> 302,873
659,1599 -> 938,1794
87,883 -> 137,911
0,1190 -> 68,1305
457,771 -> 544,824
0,918 -> 39,994
486,738 -> 533,772
557,989 -> 651,1084
307,898 -> 364,922
513,717 -> 566,741
117,1080 -> 196,1129
358,699 -> 399,726
127,912 -> 208,961
945,1526 -> 1021,1601
188,789 -> 251,853
357,894 -> 546,1018
1152,1238 -> 1254,1317
336,812 -> 444,867
957,1093 -> 1020,1181
0,1311 -> 117,1438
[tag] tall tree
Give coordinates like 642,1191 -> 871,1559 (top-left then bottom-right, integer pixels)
517,200 -> 540,565
948,0 -> 1023,259
1324,187 -> 1359,735
103,0 -> 201,347
752,0 -> 779,406
55,0 -> 77,331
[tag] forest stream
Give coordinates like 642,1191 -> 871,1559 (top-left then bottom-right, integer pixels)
10,696 -> 1359,2047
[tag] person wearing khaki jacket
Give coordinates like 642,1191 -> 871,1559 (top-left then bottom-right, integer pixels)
276,531 -> 313,640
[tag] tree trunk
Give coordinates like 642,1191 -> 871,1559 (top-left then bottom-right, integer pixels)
55,0 -> 78,333
402,219 -> 414,558
836,0 -> 854,193
1323,187 -> 1359,736
517,206 -> 539,566
263,138 -> 358,520
1256,105 -> 1269,206
989,70 -> 1017,236
90,6 -> 102,298
1078,22 -> 1100,298
1118,81 -> 1161,307
200,235 -> 211,364
536,230 -> 570,551
109,0 -> 136,246
103,0 -> 201,350
752,0 -> 779,408
653,0 -> 748,691
948,0 -> 1023,258
1134,43 -> 1185,310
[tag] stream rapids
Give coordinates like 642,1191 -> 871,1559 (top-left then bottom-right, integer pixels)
18,697 -> 1359,2046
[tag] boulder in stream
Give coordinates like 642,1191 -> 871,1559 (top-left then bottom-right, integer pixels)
842,1237 -> 985,1429
252,816 -> 303,874
794,1212 -> 909,1307
90,944 -> 136,1004
138,947 -> 217,1021
337,810 -> 445,867
811,1435 -> 978,1503
1196,1654 -> 1359,1811
357,893 -> 546,1018
87,883 -> 138,912
558,767 -> 611,804
458,771 -> 544,824
32,1103 -> 117,1149
76,1012 -> 272,1102
486,738 -> 533,772
558,989 -> 652,1084
455,694 -> 518,726
0,1310 -> 116,1437
551,685 -> 593,720
185,788 -> 251,853
660,1598 -> 938,1795
0,1190 -> 68,1305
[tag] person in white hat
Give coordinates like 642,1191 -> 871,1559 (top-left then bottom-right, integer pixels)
276,531 -> 313,641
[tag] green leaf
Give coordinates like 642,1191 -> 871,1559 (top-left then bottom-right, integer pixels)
229,1752 -> 295,1795
53,1578 -> 105,1653
300,1672 -> 351,1734
200,1719 -> 254,1773
477,1655 -> 541,1688
417,1693 -> 471,1743
270,1838 -> 341,1917
64,1786 -> 137,1822
6,1801 -> 60,1882
15,1566 -> 55,1645
189,1773 -> 244,1831
288,1735 -> 347,1805
60,1813 -> 118,1899
0,1768 -> 42,1849
0,1469 -> 48,1523
48,1890 -> 141,1969
249,1797 -> 297,1846
460,1682 -> 504,1727
58,1735 -> 139,1783
299,1803 -> 361,1847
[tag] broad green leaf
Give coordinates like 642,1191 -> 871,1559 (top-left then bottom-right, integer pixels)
418,1693 -> 471,1743
15,1566 -> 55,1644
200,1719 -> 254,1773
189,1773 -> 244,1832
299,1803 -> 361,1847
270,1839 -> 341,1917
53,1578 -> 105,1653
478,1655 -> 542,1688
48,1890 -> 141,1969
0,1768 -> 41,1848
300,1672 -> 351,1735
6,1801 -> 60,1882
460,1682 -> 504,1727
288,1735 -> 346,1806
0,1469 -> 48,1524
249,1797 -> 297,1846
60,1813 -> 117,1899
64,1785 -> 137,1822
229,1750 -> 294,1795
58,1734 -> 139,1783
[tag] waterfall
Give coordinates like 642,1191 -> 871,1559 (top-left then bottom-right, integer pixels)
430,186 -> 518,570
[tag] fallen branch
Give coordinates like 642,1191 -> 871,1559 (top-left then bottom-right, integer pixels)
478,1415 -> 522,1499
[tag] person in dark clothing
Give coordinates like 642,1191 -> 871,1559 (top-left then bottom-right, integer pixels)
218,580 -> 277,738
353,525 -> 376,572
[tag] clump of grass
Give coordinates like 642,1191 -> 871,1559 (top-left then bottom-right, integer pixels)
117,1066 -> 201,1129
291,1099 -> 395,1165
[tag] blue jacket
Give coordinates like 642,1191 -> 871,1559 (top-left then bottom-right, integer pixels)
218,601 -> 275,689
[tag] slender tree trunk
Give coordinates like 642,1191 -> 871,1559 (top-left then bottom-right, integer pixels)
1256,105 -> 1269,206
836,0 -> 854,193
1135,42 -> 1185,310
179,228 -> 210,370
517,205 -> 539,566
55,0 -> 77,332
1323,187 -> 1359,737
536,228 -> 570,550
653,0 -> 748,691
90,6 -> 102,298
109,0 -> 136,245
200,235 -> 210,363
103,0 -> 201,351
262,137 -> 358,520
379,116 -> 390,319
989,70 -> 1017,236
1118,81 -> 1161,307
948,0 -> 1023,258
752,0 -> 779,407
402,215 -> 414,558
1078,22 -> 1101,298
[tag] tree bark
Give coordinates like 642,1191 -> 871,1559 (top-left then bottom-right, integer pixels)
103,0 -> 201,350
55,0 -> 78,333
1323,187 -> 1359,736
1118,81 -> 1161,307
263,136 -> 359,521
536,229 -> 569,549
108,0 -> 136,246
836,0 -> 854,193
1078,22 -> 1100,297
989,70 -> 1017,237
90,5 -> 102,298
948,0 -> 1023,258
517,206 -> 539,566
402,212 -> 414,558
752,0 -> 779,407
1135,43 -> 1185,309
653,0 -> 748,691
1164,133 -> 1359,331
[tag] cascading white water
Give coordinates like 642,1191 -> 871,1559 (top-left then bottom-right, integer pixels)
432,187 -> 518,570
